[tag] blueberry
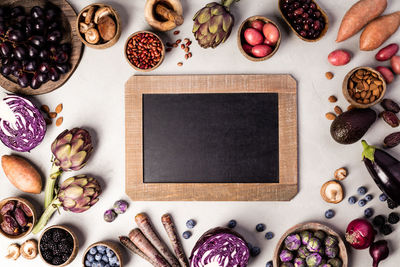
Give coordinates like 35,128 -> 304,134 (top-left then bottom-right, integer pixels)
99,260 -> 107,267
250,246 -> 261,257
89,247 -> 97,255
357,186 -> 367,195
247,242 -> 253,250
256,223 -> 266,232
97,246 -> 106,254
106,249 -> 114,258
365,208 -> 374,218
95,253 -> 102,261
265,231 -> 274,240
365,194 -> 373,201
379,193 -> 388,202
228,220 -> 237,228
85,260 -> 92,267
182,231 -> 192,239
266,261 -> 273,267
102,255 -> 109,263
358,199 -> 367,207
105,265 -> 110,267
348,196 -> 357,204
325,209 -> 335,219
186,219 -> 196,229
87,254 -> 95,262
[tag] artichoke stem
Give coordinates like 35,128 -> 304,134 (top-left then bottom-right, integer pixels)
32,198 -> 61,234
44,164 -> 63,209
222,0 -> 238,9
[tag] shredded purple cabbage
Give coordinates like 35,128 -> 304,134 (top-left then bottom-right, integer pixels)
190,227 -> 250,267
0,95 -> 46,152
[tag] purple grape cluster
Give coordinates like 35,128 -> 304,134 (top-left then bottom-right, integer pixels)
0,5 -> 71,89
280,0 -> 326,40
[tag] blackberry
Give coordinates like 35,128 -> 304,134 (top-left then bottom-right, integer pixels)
61,253 -> 70,263
41,250 -> 53,262
58,241 -> 70,251
380,224 -> 393,236
387,199 -> 398,209
388,212 -> 400,224
47,241 -> 57,252
41,232 -> 51,243
52,229 -> 64,242
40,241 -> 48,251
373,215 -> 386,227
52,256 -> 63,265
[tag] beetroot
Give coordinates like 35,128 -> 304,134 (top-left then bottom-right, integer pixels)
345,218 -> 375,249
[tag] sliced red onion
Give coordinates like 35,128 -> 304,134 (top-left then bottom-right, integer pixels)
0,95 -> 46,152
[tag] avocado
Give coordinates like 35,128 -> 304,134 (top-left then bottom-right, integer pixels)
330,108 -> 376,144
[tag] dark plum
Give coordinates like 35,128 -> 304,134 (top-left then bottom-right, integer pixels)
10,6 -> 24,18
31,6 -> 44,19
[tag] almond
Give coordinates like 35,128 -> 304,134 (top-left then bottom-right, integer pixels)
325,112 -> 336,120
55,103 -> 63,114
55,117 -> 63,127
40,105 -> 50,113
328,95 -> 337,103
325,72 -> 334,80
334,106 -> 343,115
49,112 -> 57,118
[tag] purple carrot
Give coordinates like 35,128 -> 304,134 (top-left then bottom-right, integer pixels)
119,236 -> 154,265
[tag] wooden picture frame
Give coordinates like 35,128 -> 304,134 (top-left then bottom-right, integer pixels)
125,75 -> 298,201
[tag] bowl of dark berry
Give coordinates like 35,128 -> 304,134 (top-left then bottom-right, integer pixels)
278,0 -> 329,42
0,197 -> 36,239
39,225 -> 78,266
273,222 -> 348,267
0,0 -> 83,95
83,241 -> 123,267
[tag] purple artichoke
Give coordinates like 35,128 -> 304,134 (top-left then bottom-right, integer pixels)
325,246 -> 339,259
300,230 -> 313,245
294,257 -> 306,267
297,246 -> 310,259
285,234 -> 301,251
307,237 -> 321,253
279,249 -> 294,262
306,253 -> 322,267
325,235 -> 338,247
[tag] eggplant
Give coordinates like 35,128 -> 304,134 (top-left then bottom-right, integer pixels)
362,140 -> 400,205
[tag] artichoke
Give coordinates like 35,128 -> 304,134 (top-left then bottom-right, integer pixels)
33,175 -> 101,234
192,0 -> 239,48
44,128 -> 93,208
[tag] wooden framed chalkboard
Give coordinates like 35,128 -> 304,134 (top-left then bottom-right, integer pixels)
125,75 -> 297,201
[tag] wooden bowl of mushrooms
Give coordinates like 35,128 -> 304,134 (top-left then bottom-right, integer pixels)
76,3 -> 121,49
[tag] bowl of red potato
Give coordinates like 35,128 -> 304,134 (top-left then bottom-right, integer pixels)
237,16 -> 281,61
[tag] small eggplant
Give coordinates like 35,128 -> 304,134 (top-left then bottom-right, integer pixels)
362,140 -> 400,205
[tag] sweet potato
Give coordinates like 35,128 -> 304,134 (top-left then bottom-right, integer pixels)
360,12 -> 400,51
1,155 -> 42,194
336,0 -> 387,42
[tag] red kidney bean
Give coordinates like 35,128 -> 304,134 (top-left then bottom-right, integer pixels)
376,66 -> 395,84
126,32 -> 163,70
375,43 -> 399,61
391,55 -> 400,74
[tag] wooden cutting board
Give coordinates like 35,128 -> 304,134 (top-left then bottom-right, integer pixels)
125,74 -> 298,201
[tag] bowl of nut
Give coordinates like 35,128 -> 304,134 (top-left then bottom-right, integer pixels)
342,67 -> 387,108
124,31 -> 165,72
76,3 -> 121,49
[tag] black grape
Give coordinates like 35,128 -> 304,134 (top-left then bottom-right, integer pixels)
10,6 -> 24,18
33,18 -> 45,33
47,30 -> 61,43
14,46 -> 27,61
47,21 -> 59,31
37,72 -> 48,83
54,50 -> 68,63
48,67 -> 59,81
17,73 -> 29,88
24,60 -> 37,72
30,35 -> 45,47
55,63 -> 69,74
28,45 -> 39,58
0,42 -> 11,57
31,73 -> 41,89
31,6 -> 44,19
8,29 -> 24,42
38,49 -> 50,60
39,62 -> 50,73
45,7 -> 59,21
1,65 -> 11,76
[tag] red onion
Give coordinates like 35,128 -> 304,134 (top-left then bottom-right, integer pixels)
345,218 -> 375,249
370,240 -> 389,267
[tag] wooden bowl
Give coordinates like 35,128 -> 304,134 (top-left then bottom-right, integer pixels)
82,241 -> 123,267
278,0 -> 329,42
273,222 -> 348,267
342,67 -> 386,109
237,16 -> 281,62
76,3 -> 121,49
0,197 -> 36,239
39,225 -> 79,266
0,0 -> 83,95
124,31 -> 165,72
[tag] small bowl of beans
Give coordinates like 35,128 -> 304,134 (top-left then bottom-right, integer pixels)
124,31 -> 165,72
342,67 -> 387,108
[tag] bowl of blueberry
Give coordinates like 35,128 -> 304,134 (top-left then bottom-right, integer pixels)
39,225 -> 78,266
83,241 -> 123,267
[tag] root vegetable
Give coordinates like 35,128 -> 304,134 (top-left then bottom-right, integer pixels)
345,218 -> 375,249
161,214 -> 189,267
375,44 -> 399,61
244,28 -> 264,46
1,155 -> 42,194
328,50 -> 351,66
251,44 -> 272,58
135,213 -> 179,267
370,240 -> 389,267
263,23 -> 280,46
250,20 -> 264,32
376,66 -> 394,84
129,228 -> 170,267
119,236 -> 154,265
360,12 -> 400,51
391,56 -> 400,74
242,43 -> 252,54
336,0 -> 387,42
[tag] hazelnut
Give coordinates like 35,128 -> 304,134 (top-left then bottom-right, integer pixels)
85,28 -> 100,44
320,180 -> 344,204
334,167 -> 348,180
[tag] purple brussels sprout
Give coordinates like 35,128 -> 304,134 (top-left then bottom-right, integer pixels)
314,230 -> 326,240
104,209 -> 117,222
297,246 -> 310,259
294,257 -> 306,267
324,235 -> 338,247
318,246 -> 324,256
113,200 -> 129,214
285,234 -> 301,251
300,230 -> 313,245
327,258 -> 343,267
320,264 -> 333,267
306,253 -> 322,267
280,263 -> 294,267
280,249 -> 294,262
306,237 -> 321,252
325,246 -> 339,259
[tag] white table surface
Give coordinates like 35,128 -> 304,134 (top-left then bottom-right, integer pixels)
1,0 -> 400,266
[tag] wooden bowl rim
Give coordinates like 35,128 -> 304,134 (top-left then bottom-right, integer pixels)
342,66 -> 387,109
38,225 -> 79,267
82,241 -> 123,267
0,197 -> 36,239
76,3 -> 121,49
273,222 -> 348,267
237,15 -> 281,62
278,0 -> 329,42
124,30 -> 165,72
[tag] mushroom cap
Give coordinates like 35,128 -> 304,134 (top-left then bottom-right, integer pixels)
85,6 -> 95,24
320,180 -> 344,204
20,239 -> 38,260
85,28 -> 100,44
94,6 -> 113,24
6,243 -> 20,260
98,16 -> 116,41
144,0 -> 183,31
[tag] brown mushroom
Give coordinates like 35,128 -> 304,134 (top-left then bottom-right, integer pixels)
5,243 -> 20,260
94,6 -> 113,24
85,28 -> 100,44
320,180 -> 344,204
145,0 -> 183,31
20,239 -> 38,260
85,6 -> 95,24
97,16 -> 116,41
79,22 -> 95,34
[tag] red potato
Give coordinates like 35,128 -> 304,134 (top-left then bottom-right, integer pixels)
252,44 -> 272,58
250,20 -> 264,32
376,66 -> 394,84
242,43 -> 252,54
336,0 -> 387,42
263,23 -> 280,46
360,12 -> 400,51
244,28 -> 264,46
1,155 -> 42,194
391,56 -> 400,74
328,50 -> 351,66
375,44 -> 399,61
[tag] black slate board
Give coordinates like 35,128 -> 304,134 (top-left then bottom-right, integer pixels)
142,93 -> 279,183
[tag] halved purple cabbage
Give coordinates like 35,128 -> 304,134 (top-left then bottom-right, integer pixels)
190,227 -> 250,267
0,95 -> 46,152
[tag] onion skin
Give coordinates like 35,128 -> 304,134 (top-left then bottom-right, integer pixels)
370,240 -> 389,267
345,218 -> 375,249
